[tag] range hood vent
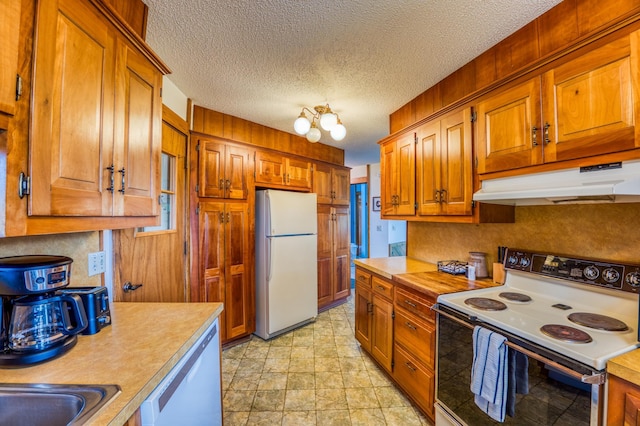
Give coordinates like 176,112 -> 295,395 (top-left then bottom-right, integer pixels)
473,161 -> 640,206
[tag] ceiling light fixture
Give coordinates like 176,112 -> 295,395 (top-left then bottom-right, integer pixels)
293,104 -> 346,143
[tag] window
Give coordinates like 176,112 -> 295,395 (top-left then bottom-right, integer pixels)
138,152 -> 175,233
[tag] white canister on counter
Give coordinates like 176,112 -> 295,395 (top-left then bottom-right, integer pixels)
466,265 -> 476,280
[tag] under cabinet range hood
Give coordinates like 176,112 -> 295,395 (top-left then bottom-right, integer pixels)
473,161 -> 640,206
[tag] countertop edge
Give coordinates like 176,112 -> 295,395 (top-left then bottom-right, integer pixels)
103,303 -> 224,425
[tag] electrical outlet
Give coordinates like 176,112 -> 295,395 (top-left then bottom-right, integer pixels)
88,251 -> 106,276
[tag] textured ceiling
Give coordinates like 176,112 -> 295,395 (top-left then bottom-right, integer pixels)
145,0 -> 562,167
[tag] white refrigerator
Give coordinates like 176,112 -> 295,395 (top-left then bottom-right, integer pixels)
255,189 -> 318,340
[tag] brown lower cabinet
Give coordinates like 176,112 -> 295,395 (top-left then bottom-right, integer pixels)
354,267 -> 437,422
607,374 -> 640,426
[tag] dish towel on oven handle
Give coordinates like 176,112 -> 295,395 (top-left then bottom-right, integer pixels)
470,326 -> 508,422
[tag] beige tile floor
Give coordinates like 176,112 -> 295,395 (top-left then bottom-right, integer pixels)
222,296 -> 433,425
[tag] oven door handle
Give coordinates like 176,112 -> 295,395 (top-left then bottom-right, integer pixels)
432,305 -> 606,386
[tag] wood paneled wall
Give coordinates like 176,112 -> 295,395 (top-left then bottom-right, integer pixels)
192,105 -> 345,166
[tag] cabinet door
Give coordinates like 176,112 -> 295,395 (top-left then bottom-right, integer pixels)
476,77 -> 542,174
255,150 -> 284,186
416,121 -> 441,215
198,202 -> 225,336
608,374 -> 640,426
115,42 -> 162,216
224,202 -> 253,339
542,32 -> 640,163
313,163 -> 333,204
440,108 -> 472,215
354,282 -> 372,352
198,140 -> 225,198
30,0 -> 115,216
285,157 -> 312,189
371,295 -> 394,373
380,140 -> 397,215
381,132 -> 416,216
395,133 -> 416,215
332,167 -> 351,205
0,0 -> 21,116
317,205 -> 333,308
225,145 -> 250,199
333,206 -> 351,301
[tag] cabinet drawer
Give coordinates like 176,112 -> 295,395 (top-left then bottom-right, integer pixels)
395,286 -> 435,323
394,310 -> 435,370
393,344 -> 435,419
372,276 -> 393,300
355,268 -> 372,288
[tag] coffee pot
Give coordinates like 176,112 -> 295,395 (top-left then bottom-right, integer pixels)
0,255 -> 88,367
9,293 -> 87,352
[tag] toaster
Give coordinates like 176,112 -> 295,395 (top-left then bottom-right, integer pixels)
60,286 -> 111,335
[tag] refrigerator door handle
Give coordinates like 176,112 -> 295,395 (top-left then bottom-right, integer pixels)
267,237 -> 273,282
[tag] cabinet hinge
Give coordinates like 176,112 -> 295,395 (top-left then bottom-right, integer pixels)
157,195 -> 162,205
184,241 -> 188,256
392,311 -> 395,319
195,184 -> 199,193
160,87 -> 162,98
15,74 -> 22,101
414,202 -> 418,210
471,200 -> 476,208
196,205 -> 200,215
391,360 -> 395,368
414,133 -> 418,144
471,110 -> 477,123
18,172 -> 30,199
195,143 -> 200,152
475,157 -> 478,169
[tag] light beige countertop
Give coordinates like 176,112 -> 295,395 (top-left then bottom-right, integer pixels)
608,348 -> 640,387
0,302 -> 224,425
353,256 -> 438,279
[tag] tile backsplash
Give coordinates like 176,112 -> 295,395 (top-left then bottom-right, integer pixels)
0,232 -> 102,287
408,203 -> 640,275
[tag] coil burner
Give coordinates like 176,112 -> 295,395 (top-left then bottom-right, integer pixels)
568,312 -> 629,332
464,297 -> 507,311
540,324 -> 593,343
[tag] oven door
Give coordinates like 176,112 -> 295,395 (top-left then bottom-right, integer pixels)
434,305 -> 604,426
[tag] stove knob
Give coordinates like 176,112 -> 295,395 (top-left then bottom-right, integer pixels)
519,257 -> 531,267
602,268 -> 620,284
626,272 -> 640,287
583,265 -> 599,281
507,255 -> 518,265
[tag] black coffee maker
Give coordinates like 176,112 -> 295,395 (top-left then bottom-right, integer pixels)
0,255 -> 88,367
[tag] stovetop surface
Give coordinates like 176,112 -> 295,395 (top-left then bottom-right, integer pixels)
437,270 -> 640,370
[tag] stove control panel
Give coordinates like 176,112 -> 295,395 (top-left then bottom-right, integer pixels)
504,248 -> 640,294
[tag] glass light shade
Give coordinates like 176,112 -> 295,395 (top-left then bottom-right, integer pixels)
306,126 -> 321,143
294,115 -> 311,135
319,112 -> 338,131
330,123 -> 346,141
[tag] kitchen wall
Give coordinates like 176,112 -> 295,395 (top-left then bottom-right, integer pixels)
407,203 -> 640,274
0,232 -> 102,287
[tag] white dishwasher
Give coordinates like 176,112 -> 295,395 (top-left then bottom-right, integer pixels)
140,318 -> 222,426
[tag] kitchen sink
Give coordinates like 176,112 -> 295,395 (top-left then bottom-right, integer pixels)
0,383 -> 120,425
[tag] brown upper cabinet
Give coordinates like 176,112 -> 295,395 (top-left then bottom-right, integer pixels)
29,0 -> 166,217
313,163 -> 350,205
254,149 -> 312,190
197,138 -> 251,199
476,30 -> 640,175
416,108 -> 473,216
0,0 -> 21,117
380,131 -> 416,216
